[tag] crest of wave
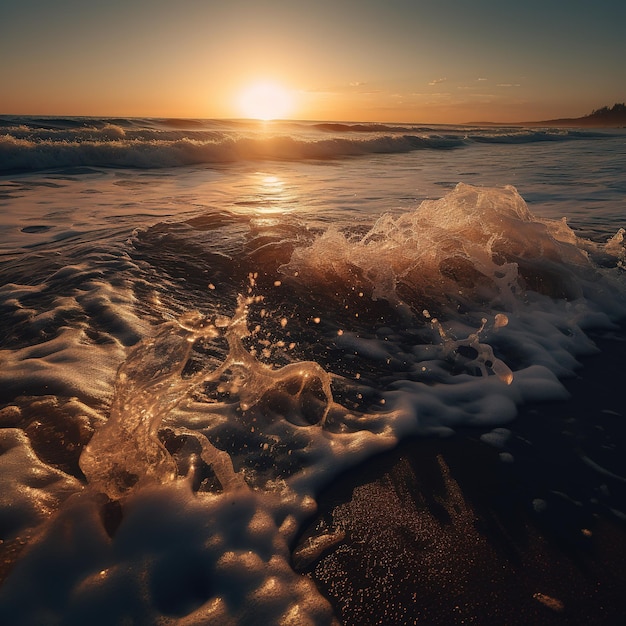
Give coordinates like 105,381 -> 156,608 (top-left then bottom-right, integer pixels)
281,183 -> 595,313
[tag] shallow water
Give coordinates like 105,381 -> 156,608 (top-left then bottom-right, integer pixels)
0,118 -> 625,624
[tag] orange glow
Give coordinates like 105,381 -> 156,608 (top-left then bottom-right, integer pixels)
236,81 -> 295,120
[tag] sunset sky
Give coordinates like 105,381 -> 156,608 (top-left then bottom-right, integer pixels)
1,0 -> 624,124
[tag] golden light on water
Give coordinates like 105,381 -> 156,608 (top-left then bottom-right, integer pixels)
254,173 -> 292,214
231,171 -> 296,215
236,80 -> 295,120
260,174 -> 283,190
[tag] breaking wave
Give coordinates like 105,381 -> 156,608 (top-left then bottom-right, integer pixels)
0,116 -> 615,173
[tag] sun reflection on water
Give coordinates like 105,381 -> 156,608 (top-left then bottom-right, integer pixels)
233,171 -> 297,215
261,174 -> 283,192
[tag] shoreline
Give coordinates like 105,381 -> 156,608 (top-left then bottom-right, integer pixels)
294,328 -> 626,624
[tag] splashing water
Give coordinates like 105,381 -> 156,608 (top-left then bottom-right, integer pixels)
424,310 -> 514,385
79,295 -> 333,501
80,184 -> 626,501
281,183 -> 604,316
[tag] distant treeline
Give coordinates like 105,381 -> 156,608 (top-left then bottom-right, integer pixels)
587,103 -> 626,123
531,102 -> 626,127
479,103 -> 626,127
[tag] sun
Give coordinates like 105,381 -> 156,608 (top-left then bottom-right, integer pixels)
236,80 -> 295,121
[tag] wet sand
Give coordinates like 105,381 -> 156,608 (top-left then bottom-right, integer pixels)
294,329 -> 626,625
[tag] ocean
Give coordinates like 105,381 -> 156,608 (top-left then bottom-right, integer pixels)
0,116 -> 625,624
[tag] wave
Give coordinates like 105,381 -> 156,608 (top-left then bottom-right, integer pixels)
129,183 -> 626,387
0,116 -> 618,173
0,132 -> 462,173
468,128 -> 612,144
310,121 -> 434,133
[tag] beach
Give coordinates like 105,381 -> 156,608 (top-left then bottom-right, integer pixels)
296,328 -> 626,625
0,117 -> 625,624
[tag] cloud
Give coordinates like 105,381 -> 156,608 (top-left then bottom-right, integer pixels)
496,83 -> 521,88
349,82 -> 381,94
477,77 -> 488,81
428,77 -> 447,86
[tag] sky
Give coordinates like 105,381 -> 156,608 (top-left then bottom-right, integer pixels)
1,0 -> 624,123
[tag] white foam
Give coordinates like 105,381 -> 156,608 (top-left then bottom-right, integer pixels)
0,276 -> 146,405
